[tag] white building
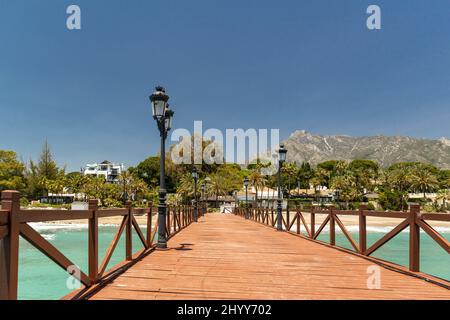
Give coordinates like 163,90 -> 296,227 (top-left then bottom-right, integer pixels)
83,160 -> 124,183
236,186 -> 288,209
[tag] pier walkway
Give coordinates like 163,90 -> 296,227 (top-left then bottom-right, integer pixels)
90,214 -> 450,300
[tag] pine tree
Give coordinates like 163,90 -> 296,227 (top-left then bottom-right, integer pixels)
37,140 -> 59,180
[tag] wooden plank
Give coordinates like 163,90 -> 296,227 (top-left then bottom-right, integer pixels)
421,213 -> 450,222
147,206 -> 153,247
131,208 -> 146,215
19,210 -> 91,223
314,209 -> 329,214
333,210 -> 358,216
98,216 -> 128,277
409,205 -> 420,272
288,214 -> 298,231
88,209 -> 98,283
126,203 -> 132,261
90,214 -> 450,300
313,215 -> 330,240
364,211 -> 408,219
417,219 -> 450,254
334,215 -> 359,252
365,219 -> 409,256
97,209 -> 127,218
359,205 -> 367,254
132,216 -> 149,249
329,211 -> 335,245
281,215 -> 287,230
20,223 -> 90,286
1,191 -> 20,300
298,212 -> 311,237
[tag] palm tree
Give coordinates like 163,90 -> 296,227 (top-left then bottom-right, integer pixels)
209,174 -> 227,208
281,162 -> 298,201
410,165 -> 439,199
130,178 -> 149,202
387,166 -> 414,210
436,189 -> 450,211
249,170 -> 266,208
336,160 -> 348,175
176,173 -> 194,203
330,174 -> 357,209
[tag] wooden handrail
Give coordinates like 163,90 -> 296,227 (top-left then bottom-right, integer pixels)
421,213 -> 450,222
19,210 -> 92,222
234,203 -> 450,278
0,190 -> 198,300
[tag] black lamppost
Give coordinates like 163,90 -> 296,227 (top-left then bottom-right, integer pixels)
192,167 -> 198,222
149,86 -> 174,249
277,145 -> 287,231
243,176 -> 249,219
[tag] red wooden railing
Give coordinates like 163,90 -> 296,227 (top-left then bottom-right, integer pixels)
235,204 -> 450,281
0,190 -> 203,300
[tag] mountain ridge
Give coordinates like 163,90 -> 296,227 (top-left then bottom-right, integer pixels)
281,130 -> 450,169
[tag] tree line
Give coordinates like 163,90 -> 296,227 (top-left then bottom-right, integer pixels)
1,141 -> 450,211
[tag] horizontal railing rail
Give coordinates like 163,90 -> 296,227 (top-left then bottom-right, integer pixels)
235,203 -> 450,282
0,190 -> 202,300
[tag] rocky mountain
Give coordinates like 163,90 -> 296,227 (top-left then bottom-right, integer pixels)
282,130 -> 450,169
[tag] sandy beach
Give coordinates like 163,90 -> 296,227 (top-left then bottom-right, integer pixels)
40,211 -> 450,230
43,214 -> 155,227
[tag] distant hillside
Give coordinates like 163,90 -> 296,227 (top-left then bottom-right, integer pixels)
282,130 -> 450,169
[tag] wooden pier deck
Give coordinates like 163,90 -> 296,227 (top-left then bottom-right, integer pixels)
90,213 -> 450,300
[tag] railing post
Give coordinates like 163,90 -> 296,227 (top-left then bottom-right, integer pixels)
167,205 -> 171,237
359,204 -> 367,254
177,207 -> 181,229
329,206 -> 335,245
310,206 -> 315,239
146,202 -> 153,247
0,190 -> 20,300
409,204 -> 421,272
125,201 -> 132,261
296,207 -> 300,234
88,199 -> 98,284
286,203 -> 290,231
186,206 -> 189,224
271,208 -> 274,226
173,207 -> 177,232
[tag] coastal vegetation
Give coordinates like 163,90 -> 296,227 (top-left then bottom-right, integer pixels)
1,140 -> 450,212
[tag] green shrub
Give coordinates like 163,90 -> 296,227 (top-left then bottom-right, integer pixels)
103,198 -> 123,208
366,202 -> 376,211
20,197 -> 29,207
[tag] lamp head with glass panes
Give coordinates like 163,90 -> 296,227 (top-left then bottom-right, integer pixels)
149,86 -> 169,120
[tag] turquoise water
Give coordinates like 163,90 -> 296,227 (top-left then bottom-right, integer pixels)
17,224 -> 450,300
18,224 -> 146,300
315,230 -> 450,282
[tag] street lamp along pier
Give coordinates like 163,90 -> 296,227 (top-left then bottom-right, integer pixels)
149,86 -> 174,249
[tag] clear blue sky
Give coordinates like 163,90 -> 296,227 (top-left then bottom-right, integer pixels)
1,0 -> 450,171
